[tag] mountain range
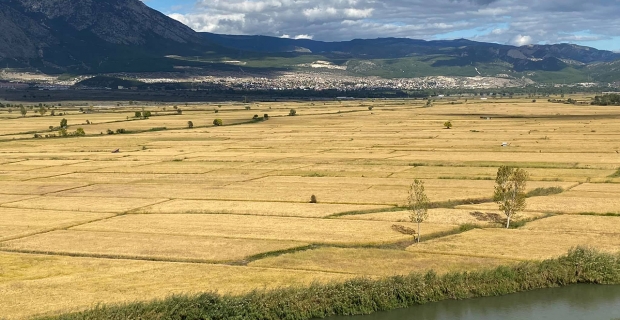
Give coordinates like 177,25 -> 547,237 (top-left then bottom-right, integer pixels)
1,0 -> 619,83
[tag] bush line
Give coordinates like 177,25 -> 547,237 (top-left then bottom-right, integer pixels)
42,247 -> 620,320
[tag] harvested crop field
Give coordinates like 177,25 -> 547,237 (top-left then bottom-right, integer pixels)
1,98 -> 620,318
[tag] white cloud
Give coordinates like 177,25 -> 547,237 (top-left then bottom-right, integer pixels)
164,0 -> 620,48
511,34 -> 532,46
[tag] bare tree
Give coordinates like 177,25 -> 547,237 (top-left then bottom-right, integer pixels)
408,179 -> 430,243
494,166 -> 528,228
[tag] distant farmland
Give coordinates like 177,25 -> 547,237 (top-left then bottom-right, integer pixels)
1,96 -> 620,318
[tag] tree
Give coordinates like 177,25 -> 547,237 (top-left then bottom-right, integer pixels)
213,119 -> 223,126
39,106 -> 47,116
20,105 -> 27,117
74,128 -> 86,136
187,121 -> 194,128
494,166 -> 528,228
408,179 -> 430,243
289,109 -> 297,116
135,111 -> 142,118
444,121 -> 452,129
60,118 -> 68,128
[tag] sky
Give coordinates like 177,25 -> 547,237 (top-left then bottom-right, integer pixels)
142,0 -> 620,51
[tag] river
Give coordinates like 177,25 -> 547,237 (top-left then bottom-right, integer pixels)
326,284 -> 620,320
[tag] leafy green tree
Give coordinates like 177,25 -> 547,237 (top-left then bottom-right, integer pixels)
187,121 -> 194,128
74,128 -> 86,136
135,111 -> 142,118
444,121 -> 452,129
39,106 -> 47,116
213,119 -> 223,126
60,118 -> 68,128
494,166 -> 528,228
20,105 -> 27,117
408,179 -> 430,243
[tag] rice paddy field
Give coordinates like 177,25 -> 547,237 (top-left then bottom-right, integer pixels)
1,96 -> 620,318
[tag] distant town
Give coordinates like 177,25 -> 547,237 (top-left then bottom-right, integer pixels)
1,69 -> 619,94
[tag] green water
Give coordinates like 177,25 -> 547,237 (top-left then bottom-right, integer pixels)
326,284 -> 620,320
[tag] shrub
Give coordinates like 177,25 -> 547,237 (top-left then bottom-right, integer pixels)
33,133 -> 41,138
253,114 -> 259,120
245,106 -> 251,110
526,186 -> 564,197
263,114 -> 269,120
58,128 -> 68,137
214,109 -> 219,113
608,167 -> 620,178
187,121 -> 194,129
107,129 -> 114,135
143,111 -> 151,117
74,128 -> 86,136
49,126 -> 54,131
289,109 -> 297,116
368,106 -> 374,110
115,129 -> 126,134
213,119 -> 223,126
310,194 -> 317,203
177,109 -> 183,115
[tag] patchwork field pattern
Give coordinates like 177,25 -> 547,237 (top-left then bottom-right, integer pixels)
1,98 -> 620,318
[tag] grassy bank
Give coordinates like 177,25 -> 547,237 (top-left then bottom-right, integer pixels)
44,247 -> 620,320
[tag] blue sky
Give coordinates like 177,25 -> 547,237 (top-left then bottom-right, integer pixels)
144,0 -> 620,51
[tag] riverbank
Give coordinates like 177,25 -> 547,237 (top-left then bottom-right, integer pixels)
43,247 -> 620,320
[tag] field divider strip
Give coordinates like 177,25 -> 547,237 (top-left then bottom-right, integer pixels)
0,195 -> 40,206
0,214 -> 118,243
123,198 -> 175,214
33,194 -> 394,206
22,172 -> 75,182
39,183 -> 94,196
0,248 -> 226,264
80,160 -> 168,173
0,204 -> 119,214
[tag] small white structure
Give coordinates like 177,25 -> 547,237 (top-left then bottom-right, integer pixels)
501,142 -> 509,147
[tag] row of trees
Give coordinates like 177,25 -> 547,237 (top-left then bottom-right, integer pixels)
408,166 -> 528,243
592,94 -> 620,106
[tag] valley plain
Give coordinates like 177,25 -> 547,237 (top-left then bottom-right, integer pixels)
1,97 -> 620,318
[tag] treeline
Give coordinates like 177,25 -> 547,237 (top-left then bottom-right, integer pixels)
44,248 -> 620,320
592,94 -> 620,106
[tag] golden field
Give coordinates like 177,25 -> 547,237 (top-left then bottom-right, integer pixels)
1,97 -> 620,318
